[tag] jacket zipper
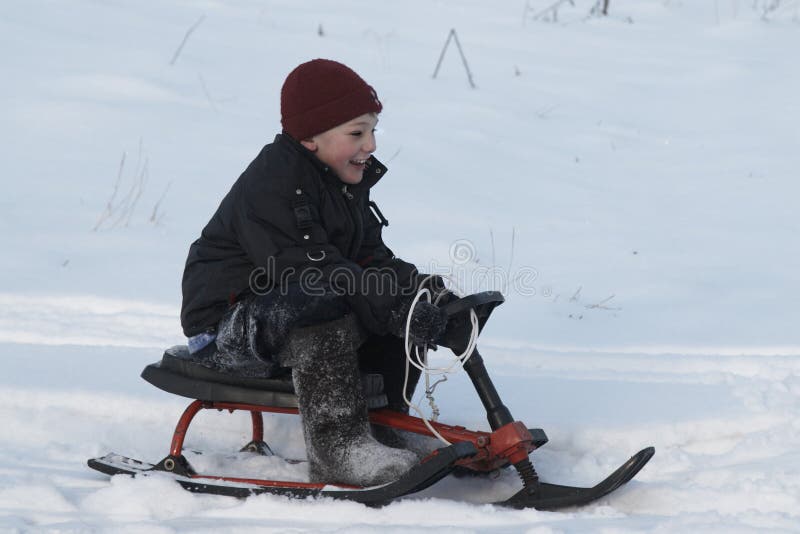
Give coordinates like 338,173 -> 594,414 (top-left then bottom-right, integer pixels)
341,185 -> 363,258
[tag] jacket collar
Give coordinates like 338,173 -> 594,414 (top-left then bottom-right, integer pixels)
276,133 -> 387,192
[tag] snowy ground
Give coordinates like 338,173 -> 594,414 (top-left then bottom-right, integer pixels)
1,0 -> 799,531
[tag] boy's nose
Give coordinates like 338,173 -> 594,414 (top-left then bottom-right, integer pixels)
363,132 -> 376,153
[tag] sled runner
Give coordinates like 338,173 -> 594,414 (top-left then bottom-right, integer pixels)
88,291 -> 654,509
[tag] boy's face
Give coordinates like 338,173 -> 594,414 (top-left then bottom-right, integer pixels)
301,113 -> 378,185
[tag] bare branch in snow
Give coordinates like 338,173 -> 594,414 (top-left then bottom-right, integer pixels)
432,29 -> 476,89
386,147 -> 402,163
170,14 -> 206,66
586,294 -> 622,311
198,73 -> 217,111
150,180 -> 172,226
531,0 -> 575,23
94,139 -> 163,231
570,286 -> 583,302
93,152 -> 126,231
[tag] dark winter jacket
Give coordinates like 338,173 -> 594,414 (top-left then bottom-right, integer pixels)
180,134 -> 419,338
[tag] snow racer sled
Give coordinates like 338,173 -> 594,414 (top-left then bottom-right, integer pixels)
88,291 -> 654,509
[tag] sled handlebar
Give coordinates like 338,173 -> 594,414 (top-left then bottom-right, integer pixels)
437,291 -> 504,354
440,290 -> 505,320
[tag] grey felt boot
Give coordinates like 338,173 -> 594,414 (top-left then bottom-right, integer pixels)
278,315 -> 418,487
372,414 -> 443,461
358,334 -> 442,460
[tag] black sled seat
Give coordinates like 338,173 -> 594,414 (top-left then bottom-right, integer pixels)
142,345 -> 387,408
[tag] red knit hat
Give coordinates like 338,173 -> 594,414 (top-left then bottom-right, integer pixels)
281,59 -> 383,141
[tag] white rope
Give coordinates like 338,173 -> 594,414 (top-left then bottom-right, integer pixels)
401,278 -> 480,445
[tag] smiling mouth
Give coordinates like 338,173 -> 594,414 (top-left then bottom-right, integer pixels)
349,158 -> 367,166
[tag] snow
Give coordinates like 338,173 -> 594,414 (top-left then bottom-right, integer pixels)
1,0 -> 799,531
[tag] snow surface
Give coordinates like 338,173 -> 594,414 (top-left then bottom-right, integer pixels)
1,0 -> 799,531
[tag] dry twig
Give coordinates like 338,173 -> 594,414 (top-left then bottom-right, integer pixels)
170,15 -> 205,66
432,29 -> 476,89
585,294 -> 622,311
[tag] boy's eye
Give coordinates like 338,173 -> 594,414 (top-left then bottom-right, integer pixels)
350,128 -> 377,137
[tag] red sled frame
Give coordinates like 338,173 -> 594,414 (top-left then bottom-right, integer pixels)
160,399 -> 546,490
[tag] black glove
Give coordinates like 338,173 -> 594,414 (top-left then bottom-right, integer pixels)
389,299 -> 448,346
415,274 -> 451,305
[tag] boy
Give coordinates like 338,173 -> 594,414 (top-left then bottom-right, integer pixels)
180,59 -> 448,487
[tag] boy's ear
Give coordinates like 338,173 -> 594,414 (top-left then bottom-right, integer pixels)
300,138 -> 317,152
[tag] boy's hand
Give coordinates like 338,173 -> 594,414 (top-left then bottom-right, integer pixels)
391,300 -> 448,346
